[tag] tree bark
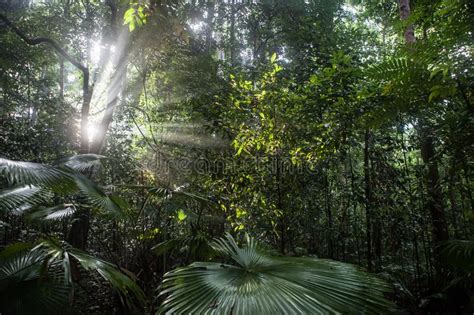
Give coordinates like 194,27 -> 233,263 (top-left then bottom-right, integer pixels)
448,160 -> 460,238
229,0 -> 236,66
59,57 -> 64,101
205,0 -> 215,52
73,2 -> 127,252
419,125 -> 449,243
324,164 -> 334,259
348,146 -> 362,265
364,128 -> 373,271
398,0 -> 415,44
89,36 -> 128,154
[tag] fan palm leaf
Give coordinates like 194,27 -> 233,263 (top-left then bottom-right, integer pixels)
159,234 -> 395,314
56,154 -> 107,174
0,239 -> 145,313
74,174 -> 127,218
0,185 -> 51,213
0,243 -> 70,315
27,204 -> 77,221
37,239 -> 145,302
0,158 -> 76,193
0,157 -> 127,218
439,240 -> 474,270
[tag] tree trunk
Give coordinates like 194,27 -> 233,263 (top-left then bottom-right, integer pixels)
399,120 -> 421,285
373,214 -> 382,270
73,2 -> 124,250
364,128 -> 373,271
448,158 -> 461,238
324,164 -> 334,259
89,39 -> 128,154
275,154 -> 286,254
67,207 -> 91,250
59,57 -> 64,101
79,72 -> 92,154
205,0 -> 215,52
419,125 -> 449,243
348,146 -> 362,265
398,0 -> 449,249
398,0 -> 415,44
229,0 -> 236,66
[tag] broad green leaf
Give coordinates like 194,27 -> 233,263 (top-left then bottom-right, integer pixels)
176,209 -> 187,222
159,234 -> 395,314
270,52 -> 277,63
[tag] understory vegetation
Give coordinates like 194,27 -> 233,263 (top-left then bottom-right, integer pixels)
0,0 -> 473,313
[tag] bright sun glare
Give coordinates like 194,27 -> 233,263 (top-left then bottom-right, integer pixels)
90,41 -> 102,65
86,123 -> 100,143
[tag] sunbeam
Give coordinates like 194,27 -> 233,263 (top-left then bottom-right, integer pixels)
0,0 -> 471,313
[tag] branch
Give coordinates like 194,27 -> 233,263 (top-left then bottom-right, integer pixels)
0,13 -> 88,75
0,13 -> 92,153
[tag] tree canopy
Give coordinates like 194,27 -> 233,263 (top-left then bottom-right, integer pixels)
0,0 -> 473,313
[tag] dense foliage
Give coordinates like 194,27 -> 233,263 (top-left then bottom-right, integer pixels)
0,0 -> 472,313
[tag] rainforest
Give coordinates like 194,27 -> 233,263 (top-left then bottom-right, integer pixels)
0,0 -> 473,314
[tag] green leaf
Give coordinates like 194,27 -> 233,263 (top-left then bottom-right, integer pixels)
123,5 -> 147,32
0,244 -> 70,314
176,209 -> 187,222
0,185 -> 50,214
0,158 -> 76,193
270,52 -> 277,63
74,174 -> 127,218
0,157 -> 127,219
152,239 -> 179,256
28,204 -> 76,221
56,154 -> 106,173
159,234 -> 395,314
37,239 -> 145,303
152,234 -> 215,261
439,240 -> 474,270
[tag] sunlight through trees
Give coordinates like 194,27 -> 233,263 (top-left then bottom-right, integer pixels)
0,0 -> 472,313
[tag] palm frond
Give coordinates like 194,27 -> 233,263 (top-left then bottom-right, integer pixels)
0,157 -> 127,218
74,174 -> 128,218
439,240 -> 474,270
1,239 -> 145,313
158,234 -> 395,314
172,190 -> 210,203
0,185 -> 52,214
0,243 -> 70,315
0,243 -> 43,281
0,158 -> 76,193
153,233 -> 214,261
28,204 -> 77,221
37,239 -> 145,303
57,154 -> 106,173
